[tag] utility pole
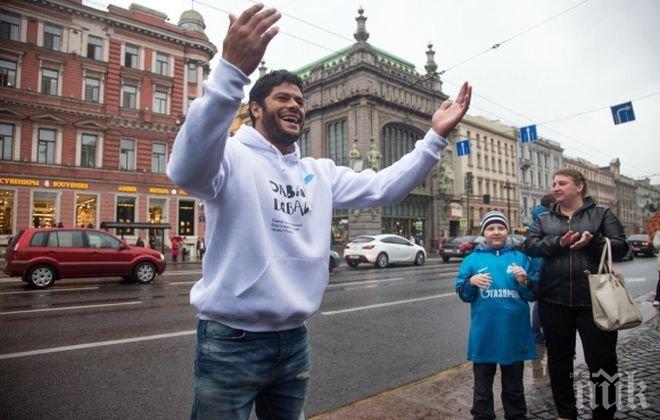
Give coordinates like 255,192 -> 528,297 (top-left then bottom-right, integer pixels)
504,180 -> 513,225
465,172 -> 474,235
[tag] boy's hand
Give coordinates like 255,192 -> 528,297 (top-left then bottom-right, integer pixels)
510,265 -> 528,284
469,273 -> 491,288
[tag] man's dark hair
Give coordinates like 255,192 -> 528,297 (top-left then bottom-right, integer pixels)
248,70 -> 304,125
540,193 -> 556,208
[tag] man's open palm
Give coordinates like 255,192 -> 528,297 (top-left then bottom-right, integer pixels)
432,82 -> 472,138
223,5 -> 281,76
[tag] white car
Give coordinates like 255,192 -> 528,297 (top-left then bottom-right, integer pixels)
344,234 -> 426,269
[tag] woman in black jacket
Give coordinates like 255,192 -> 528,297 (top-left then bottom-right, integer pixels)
524,169 -> 628,420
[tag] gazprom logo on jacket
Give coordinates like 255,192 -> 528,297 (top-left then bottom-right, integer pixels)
480,288 -> 521,299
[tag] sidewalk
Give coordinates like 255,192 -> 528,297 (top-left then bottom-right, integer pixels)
312,295 -> 659,420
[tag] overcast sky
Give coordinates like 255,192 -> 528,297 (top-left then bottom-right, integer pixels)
90,0 -> 660,182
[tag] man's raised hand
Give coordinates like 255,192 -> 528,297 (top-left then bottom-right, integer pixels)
432,82 -> 472,138
222,4 -> 281,76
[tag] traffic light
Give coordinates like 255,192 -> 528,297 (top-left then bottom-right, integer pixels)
465,172 -> 474,194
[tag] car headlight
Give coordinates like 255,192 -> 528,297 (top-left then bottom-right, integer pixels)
159,253 -> 165,260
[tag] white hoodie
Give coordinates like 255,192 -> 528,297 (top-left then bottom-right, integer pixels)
167,59 -> 448,332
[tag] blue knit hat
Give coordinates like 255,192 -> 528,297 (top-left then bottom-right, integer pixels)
480,211 -> 510,235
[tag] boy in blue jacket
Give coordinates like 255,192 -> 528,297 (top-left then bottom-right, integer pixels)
455,211 -> 538,420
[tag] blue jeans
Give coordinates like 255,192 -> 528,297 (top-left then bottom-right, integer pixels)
191,320 -> 311,420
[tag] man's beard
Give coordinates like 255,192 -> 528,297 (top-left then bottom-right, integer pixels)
262,108 -> 304,147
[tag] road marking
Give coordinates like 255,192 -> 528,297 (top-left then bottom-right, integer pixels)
326,277 -> 405,289
321,292 -> 455,315
0,287 -> 99,296
162,270 -> 202,276
0,301 -> 142,315
345,285 -> 379,291
0,330 -> 196,360
169,281 -> 197,286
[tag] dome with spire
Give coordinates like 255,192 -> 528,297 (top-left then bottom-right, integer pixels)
178,9 -> 206,33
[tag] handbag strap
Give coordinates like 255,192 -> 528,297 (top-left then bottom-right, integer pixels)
597,237 -> 613,274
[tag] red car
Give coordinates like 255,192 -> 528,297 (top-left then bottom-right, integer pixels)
4,228 -> 166,289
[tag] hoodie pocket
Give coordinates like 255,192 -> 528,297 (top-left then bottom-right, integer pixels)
234,256 -> 327,324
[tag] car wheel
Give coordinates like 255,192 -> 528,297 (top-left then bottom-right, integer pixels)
414,251 -> 425,266
133,262 -> 157,284
375,252 -> 389,269
347,261 -> 360,268
442,256 -> 450,263
27,264 -> 56,289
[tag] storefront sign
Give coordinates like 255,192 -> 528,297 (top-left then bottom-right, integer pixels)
118,185 -> 138,193
52,181 -> 89,190
0,177 -> 40,187
148,187 -> 169,195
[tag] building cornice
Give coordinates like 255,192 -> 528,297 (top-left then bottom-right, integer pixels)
25,0 -> 217,56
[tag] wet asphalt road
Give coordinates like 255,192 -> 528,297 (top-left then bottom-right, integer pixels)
0,256 -> 656,419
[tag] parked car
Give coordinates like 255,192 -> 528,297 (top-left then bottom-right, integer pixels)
344,234 -> 426,268
4,228 -> 167,289
329,250 -> 341,273
626,234 -> 656,257
438,235 -> 481,262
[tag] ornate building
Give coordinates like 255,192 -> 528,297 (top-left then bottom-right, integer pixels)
563,157 -> 616,209
601,159 -> 639,234
0,0 -> 216,248
293,8 -> 449,249
518,137 -> 563,226
451,115 -> 521,236
635,178 -> 660,229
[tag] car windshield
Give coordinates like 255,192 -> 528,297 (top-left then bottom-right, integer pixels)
350,236 -> 375,243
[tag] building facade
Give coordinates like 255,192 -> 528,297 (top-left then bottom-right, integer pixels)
292,8 -> 449,249
635,178 -> 660,229
564,157 -> 616,209
451,115 -> 521,236
0,0 -> 216,249
518,137 -> 563,226
601,159 -> 639,234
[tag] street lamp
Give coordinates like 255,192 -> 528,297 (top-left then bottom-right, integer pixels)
504,180 -> 513,225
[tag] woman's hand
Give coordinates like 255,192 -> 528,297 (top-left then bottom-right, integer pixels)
560,230 -> 581,248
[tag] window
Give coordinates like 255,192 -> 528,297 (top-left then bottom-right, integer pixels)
116,196 -> 135,236
327,120 -> 347,166
76,194 -> 97,228
49,231 -> 85,248
151,142 -> 166,173
298,130 -> 310,157
124,44 -> 139,68
43,24 -> 61,51
119,139 -> 135,171
187,62 -> 197,84
178,199 -> 195,235
0,123 -> 13,160
154,91 -> 168,114
121,85 -> 137,108
80,134 -> 97,168
87,35 -> 102,60
148,198 -> 167,223
31,191 -> 57,228
29,231 -> 47,247
84,77 -> 100,102
0,59 -> 16,87
0,189 -> 14,234
86,231 -> 120,249
41,68 -> 59,95
0,11 -> 19,41
37,128 -> 56,164
155,52 -> 169,76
